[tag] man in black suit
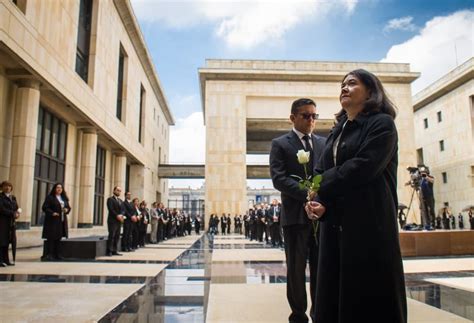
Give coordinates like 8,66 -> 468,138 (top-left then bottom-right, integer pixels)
268,199 -> 282,247
270,98 -> 326,323
106,186 -> 125,256
121,191 -> 134,252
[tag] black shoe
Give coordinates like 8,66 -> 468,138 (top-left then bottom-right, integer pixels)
0,262 -> 7,267
112,252 -> 122,256
106,252 -> 112,257
41,255 -> 55,262
54,256 -> 65,261
6,262 -> 15,266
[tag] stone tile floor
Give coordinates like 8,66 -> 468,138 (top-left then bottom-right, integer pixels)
0,233 -> 472,322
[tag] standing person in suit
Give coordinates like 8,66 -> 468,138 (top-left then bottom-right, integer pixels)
157,203 -> 166,241
41,183 -> 72,261
220,213 -> 227,235
150,202 -> 159,244
306,70 -> 407,323
269,199 -> 282,247
256,205 -> 266,242
195,214 -> 201,234
138,201 -> 149,247
122,191 -> 134,252
0,181 -> 20,266
106,186 -> 125,256
270,98 -> 326,323
226,214 -> 232,234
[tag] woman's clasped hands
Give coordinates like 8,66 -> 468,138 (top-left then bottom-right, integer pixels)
305,201 -> 326,221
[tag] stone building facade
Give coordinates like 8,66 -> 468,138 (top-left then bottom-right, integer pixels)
0,0 -> 173,246
413,58 -> 474,224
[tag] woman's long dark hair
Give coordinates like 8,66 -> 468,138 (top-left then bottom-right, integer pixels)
336,69 -> 397,122
48,183 -> 69,201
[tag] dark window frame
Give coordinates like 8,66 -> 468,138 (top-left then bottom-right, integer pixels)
423,118 -> 428,129
138,84 -> 145,143
116,45 -> 126,121
439,140 -> 445,152
437,111 -> 442,123
75,0 -> 93,82
93,146 -> 106,225
442,172 -> 448,184
32,107 -> 68,226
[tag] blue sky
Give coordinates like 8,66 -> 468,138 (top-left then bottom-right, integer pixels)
130,0 -> 473,188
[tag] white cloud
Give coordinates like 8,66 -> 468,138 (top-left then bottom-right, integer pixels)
169,111 -> 205,164
131,0 -> 358,50
383,16 -> 417,33
382,10 -> 474,94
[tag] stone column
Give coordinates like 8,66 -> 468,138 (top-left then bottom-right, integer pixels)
113,153 -> 127,197
9,80 -> 40,229
77,128 -> 97,228
205,90 -> 247,217
130,164 -> 145,199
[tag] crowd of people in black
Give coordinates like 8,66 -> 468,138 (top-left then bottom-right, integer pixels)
105,186 -> 203,256
208,199 -> 284,248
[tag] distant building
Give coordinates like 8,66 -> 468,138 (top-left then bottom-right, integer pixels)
413,58 -> 474,225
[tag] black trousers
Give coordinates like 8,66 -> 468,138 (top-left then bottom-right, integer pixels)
122,220 -> 132,250
132,223 -> 139,248
257,222 -> 265,242
43,239 -> 61,259
283,224 -> 318,323
0,246 -> 9,263
107,219 -> 121,253
271,223 -> 282,246
421,197 -> 435,227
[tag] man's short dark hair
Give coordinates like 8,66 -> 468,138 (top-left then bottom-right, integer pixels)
291,98 -> 316,115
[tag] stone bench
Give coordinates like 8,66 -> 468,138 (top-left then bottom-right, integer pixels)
43,236 -> 118,260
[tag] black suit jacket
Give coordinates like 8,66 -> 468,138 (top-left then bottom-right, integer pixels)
270,130 -> 326,226
107,196 -> 124,222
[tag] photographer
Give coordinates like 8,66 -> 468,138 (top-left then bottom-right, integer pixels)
419,168 -> 436,230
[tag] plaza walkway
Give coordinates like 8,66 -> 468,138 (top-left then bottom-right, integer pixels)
0,234 -> 473,322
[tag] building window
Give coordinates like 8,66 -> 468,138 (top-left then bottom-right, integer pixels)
416,148 -> 424,165
153,138 -> 155,152
439,140 -> 445,151
158,147 -> 161,164
32,107 -> 68,226
116,45 -> 127,121
138,85 -> 145,143
442,172 -> 448,184
125,164 -> 130,193
423,118 -> 428,129
93,146 -> 106,225
437,111 -> 442,122
75,0 -> 93,82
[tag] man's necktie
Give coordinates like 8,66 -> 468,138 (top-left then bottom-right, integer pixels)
302,135 -> 314,176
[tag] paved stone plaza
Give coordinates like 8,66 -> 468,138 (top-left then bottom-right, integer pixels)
0,233 -> 472,322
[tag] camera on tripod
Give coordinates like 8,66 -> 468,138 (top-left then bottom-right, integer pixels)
406,165 -> 430,190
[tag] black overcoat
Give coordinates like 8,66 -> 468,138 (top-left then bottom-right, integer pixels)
314,113 -> 407,323
41,194 -> 71,240
0,193 -> 18,247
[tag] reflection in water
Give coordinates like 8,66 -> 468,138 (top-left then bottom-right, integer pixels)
97,233 -> 474,322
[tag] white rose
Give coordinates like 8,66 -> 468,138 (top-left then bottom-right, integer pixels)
17,208 -> 22,214
296,149 -> 310,164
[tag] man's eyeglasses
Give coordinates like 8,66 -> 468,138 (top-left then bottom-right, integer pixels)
298,113 -> 319,120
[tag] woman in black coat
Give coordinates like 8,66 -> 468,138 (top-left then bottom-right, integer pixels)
138,200 -> 149,247
0,181 -> 19,266
41,183 -> 71,261
306,69 -> 407,323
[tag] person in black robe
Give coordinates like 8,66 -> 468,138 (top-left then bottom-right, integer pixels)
306,69 -> 407,323
0,181 -> 19,266
41,183 -> 71,261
